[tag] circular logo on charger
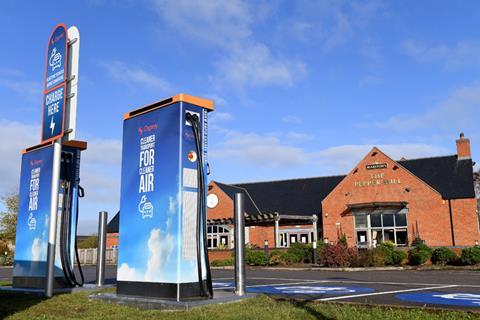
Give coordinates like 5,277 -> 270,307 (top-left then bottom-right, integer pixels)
397,292 -> 480,307
188,150 -> 197,162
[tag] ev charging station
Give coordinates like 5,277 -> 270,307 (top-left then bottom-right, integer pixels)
11,23 -> 86,296
116,94 -> 214,301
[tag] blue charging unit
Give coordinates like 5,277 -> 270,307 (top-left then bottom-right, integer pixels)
12,141 -> 87,289
117,94 -> 214,300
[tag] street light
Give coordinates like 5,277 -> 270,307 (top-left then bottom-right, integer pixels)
264,240 -> 269,261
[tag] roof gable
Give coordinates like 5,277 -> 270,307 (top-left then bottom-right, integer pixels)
399,155 -> 475,199
322,147 -> 443,206
215,175 -> 344,216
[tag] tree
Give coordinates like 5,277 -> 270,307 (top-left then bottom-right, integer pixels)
77,236 -> 98,249
0,193 -> 18,245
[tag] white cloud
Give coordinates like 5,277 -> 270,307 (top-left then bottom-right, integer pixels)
117,263 -> 140,281
377,82 -> 480,132
286,132 -> 314,142
31,237 -> 47,261
100,60 -> 174,93
144,229 -> 174,282
0,69 -> 42,101
314,143 -> 449,174
168,196 -> 176,214
150,0 -> 306,91
215,43 -> 306,90
402,40 -> 480,70
151,0 -> 251,49
279,1 -> 384,51
210,128 -> 449,175
210,130 -> 308,168
0,120 -> 38,195
78,138 -> 121,205
210,112 -> 233,125
282,115 -> 303,124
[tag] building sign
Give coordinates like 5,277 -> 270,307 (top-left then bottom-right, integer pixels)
41,24 -> 68,143
354,173 -> 401,187
44,24 -> 68,91
366,163 -> 387,170
42,84 -> 66,142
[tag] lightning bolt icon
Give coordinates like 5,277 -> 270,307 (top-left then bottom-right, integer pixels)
50,117 -> 55,135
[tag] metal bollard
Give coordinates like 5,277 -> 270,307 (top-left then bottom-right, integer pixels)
96,211 -> 108,287
234,193 -> 245,296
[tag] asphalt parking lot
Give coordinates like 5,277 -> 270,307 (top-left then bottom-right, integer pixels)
1,266 -> 479,311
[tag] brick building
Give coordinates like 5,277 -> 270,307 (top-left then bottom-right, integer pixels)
107,134 -> 479,249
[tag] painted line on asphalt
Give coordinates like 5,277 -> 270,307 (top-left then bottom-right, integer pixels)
221,277 -> 480,288
213,280 -> 326,290
316,285 -> 459,302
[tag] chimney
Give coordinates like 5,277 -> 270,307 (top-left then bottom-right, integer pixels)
456,133 -> 471,160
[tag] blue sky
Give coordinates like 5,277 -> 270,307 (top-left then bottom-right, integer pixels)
0,1 -> 479,234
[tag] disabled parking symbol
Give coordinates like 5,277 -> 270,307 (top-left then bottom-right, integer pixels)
212,281 -> 234,289
248,284 -> 374,296
397,292 -> 480,307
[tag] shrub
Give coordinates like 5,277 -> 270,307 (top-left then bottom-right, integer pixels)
0,241 -> 13,266
210,258 -> 233,267
460,247 -> 480,265
287,242 -> 312,264
245,247 -> 268,266
411,237 -> 425,247
370,248 -> 386,266
375,242 -> 406,266
408,244 -> 432,266
268,250 -> 299,266
390,250 -> 407,265
338,234 -> 348,247
378,241 -> 395,265
431,247 -> 457,265
321,243 -> 358,268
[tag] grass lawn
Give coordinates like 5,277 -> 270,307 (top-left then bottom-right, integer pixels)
0,288 -> 478,320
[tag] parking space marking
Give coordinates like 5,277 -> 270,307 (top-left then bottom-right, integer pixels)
320,280 -> 480,288
213,280 -> 327,290
317,285 -> 458,301
224,277 -> 480,288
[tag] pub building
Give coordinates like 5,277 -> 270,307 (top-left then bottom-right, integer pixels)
107,133 -> 479,250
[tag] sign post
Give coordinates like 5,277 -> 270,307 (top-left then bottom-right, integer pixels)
42,23 -> 79,297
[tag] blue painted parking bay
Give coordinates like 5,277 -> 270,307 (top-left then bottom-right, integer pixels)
397,292 -> 480,307
212,278 -> 480,310
212,280 -> 374,299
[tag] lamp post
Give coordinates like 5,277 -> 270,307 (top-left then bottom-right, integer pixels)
264,239 -> 269,261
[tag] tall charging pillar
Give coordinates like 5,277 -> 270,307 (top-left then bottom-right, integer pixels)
117,94 -> 214,300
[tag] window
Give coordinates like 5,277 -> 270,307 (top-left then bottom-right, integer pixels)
354,209 -> 408,247
207,225 -> 230,249
279,229 -> 315,247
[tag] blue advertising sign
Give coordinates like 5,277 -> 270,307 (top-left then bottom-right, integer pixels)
13,145 -> 56,278
117,105 -> 181,284
117,102 -> 208,287
42,85 -> 66,142
41,24 -> 68,143
44,24 -> 68,91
